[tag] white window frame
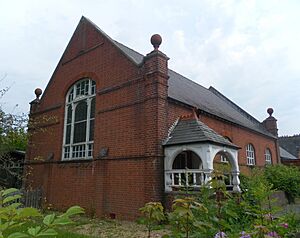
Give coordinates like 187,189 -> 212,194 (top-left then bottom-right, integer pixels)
220,155 -> 228,163
265,148 -> 272,165
221,136 -> 232,163
246,144 -> 255,165
62,78 -> 96,160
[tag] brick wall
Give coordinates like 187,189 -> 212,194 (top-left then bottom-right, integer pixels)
26,18 -> 168,219
166,101 -> 279,175
26,17 -> 279,220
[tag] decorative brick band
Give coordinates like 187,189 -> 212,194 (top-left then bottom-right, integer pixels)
62,42 -> 104,65
24,155 -> 164,165
97,95 -> 166,115
30,104 -> 62,116
97,76 -> 144,95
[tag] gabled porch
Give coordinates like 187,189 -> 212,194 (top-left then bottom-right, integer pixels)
163,113 -> 241,193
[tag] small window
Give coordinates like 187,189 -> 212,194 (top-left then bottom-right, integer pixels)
246,144 -> 255,165
265,148 -> 272,165
220,137 -> 232,163
220,155 -> 228,163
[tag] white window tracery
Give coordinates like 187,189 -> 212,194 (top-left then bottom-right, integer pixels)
62,78 -> 96,160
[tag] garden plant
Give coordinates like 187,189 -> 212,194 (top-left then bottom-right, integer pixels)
139,202 -> 165,238
140,167 -> 300,238
0,188 -> 84,238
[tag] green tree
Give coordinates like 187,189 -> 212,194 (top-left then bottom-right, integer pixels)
0,78 -> 28,188
0,110 -> 28,153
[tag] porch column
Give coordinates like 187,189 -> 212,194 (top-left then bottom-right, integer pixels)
203,169 -> 213,185
231,171 -> 241,192
228,149 -> 241,193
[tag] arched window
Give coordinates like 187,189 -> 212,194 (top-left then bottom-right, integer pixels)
265,148 -> 272,165
246,144 -> 255,165
63,78 -> 96,160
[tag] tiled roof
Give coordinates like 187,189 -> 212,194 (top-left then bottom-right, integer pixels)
114,41 -> 144,65
163,115 -> 239,148
168,70 -> 275,138
279,146 -> 298,160
278,135 -> 300,158
86,17 -> 275,138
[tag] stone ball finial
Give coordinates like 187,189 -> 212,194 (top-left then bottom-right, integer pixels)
34,88 -> 42,99
150,34 -> 162,50
267,108 -> 274,117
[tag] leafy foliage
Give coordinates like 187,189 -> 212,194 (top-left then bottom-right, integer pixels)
264,164 -> 300,203
139,166 -> 300,238
0,188 -> 84,238
196,171 -> 249,237
0,79 -> 28,187
139,202 -> 165,238
167,197 -> 210,238
0,109 -> 27,188
0,110 -> 27,154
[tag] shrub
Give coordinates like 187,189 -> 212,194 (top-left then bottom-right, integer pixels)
264,165 -> 300,203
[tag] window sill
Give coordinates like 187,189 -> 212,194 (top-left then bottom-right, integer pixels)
59,158 -> 93,164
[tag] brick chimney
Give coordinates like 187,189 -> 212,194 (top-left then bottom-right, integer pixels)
262,108 -> 278,137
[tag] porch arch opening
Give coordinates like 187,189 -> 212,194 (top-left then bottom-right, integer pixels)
165,150 -> 205,191
172,151 -> 202,169
213,150 -> 236,191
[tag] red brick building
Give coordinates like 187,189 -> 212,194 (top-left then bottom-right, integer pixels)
25,17 -> 279,219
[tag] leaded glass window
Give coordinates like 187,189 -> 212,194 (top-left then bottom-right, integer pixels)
63,78 -> 96,160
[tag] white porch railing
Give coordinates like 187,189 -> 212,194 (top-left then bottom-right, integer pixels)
165,169 -> 233,191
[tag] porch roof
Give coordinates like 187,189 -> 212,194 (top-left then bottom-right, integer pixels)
163,115 -> 240,149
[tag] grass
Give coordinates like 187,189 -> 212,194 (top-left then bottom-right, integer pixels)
63,216 -> 170,238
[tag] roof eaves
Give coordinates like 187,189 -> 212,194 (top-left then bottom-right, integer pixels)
163,118 -> 180,145
209,87 -> 277,138
113,40 -> 144,65
164,138 -> 240,149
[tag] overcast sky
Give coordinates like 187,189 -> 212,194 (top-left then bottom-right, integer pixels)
0,0 -> 299,136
